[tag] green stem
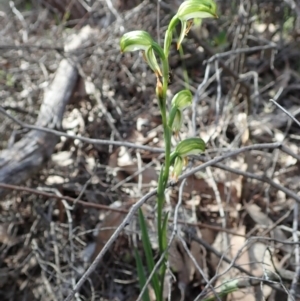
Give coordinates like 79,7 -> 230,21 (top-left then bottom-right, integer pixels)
156,167 -> 165,253
156,26 -> 176,301
161,36 -> 172,189
156,55 -> 170,254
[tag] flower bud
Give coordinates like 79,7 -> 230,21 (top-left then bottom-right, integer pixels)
176,0 -> 217,49
177,0 -> 217,21
120,30 -> 162,77
120,30 -> 154,52
173,137 -> 206,158
156,78 -> 163,99
171,89 -> 192,109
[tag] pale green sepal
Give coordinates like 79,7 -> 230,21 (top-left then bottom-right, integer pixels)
172,109 -> 183,135
145,47 -> 162,77
168,90 -> 192,133
171,156 -> 184,180
177,20 -> 187,50
168,106 -> 180,129
164,30 -> 173,58
164,16 -> 180,57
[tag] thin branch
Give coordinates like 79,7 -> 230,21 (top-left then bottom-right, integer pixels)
206,44 -> 277,64
64,188 -> 157,301
288,202 -> 300,301
270,98 -> 300,128
0,107 -> 164,153
0,183 -> 130,213
0,182 -> 251,236
197,156 -> 300,204
180,142 -> 300,183
186,230 -> 289,295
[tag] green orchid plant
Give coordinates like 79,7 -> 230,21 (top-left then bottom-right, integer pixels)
120,1 -> 217,300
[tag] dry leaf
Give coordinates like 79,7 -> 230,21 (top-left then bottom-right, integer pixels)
248,241 -> 278,299
183,176 -> 240,204
211,227 -> 256,301
190,240 -> 207,282
0,225 -> 19,246
235,112 -> 249,145
109,146 -> 158,183
246,203 -> 292,254
168,238 -> 192,294
91,202 -> 132,260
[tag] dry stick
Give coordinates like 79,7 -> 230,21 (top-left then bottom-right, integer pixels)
247,236 -> 300,247
192,63 -> 211,136
3,107 -> 300,166
1,141 -> 298,214
187,231 -> 290,298
205,165 -> 230,279
0,44 -> 87,52
0,26 -> 97,198
270,96 -> 300,300
178,234 -> 223,301
0,181 -> 273,238
1,143 -> 296,205
0,182 -> 130,213
0,182 -> 250,237
289,201 -> 300,301
197,157 -> 300,203
189,32 -> 251,100
64,142 -> 299,300
110,153 -> 164,191
259,209 -> 292,239
270,98 -> 300,128
0,107 -> 164,154
183,142 -> 300,183
206,43 -> 277,64
4,108 -> 300,198
64,189 -> 156,301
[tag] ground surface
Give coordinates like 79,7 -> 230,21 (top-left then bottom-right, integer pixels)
1,0 -> 300,300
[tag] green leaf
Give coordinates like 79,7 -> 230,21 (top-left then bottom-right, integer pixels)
161,212 -> 169,251
135,249 -> 151,301
138,209 -> 161,299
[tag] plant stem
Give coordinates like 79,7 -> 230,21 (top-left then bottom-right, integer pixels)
155,38 -> 172,301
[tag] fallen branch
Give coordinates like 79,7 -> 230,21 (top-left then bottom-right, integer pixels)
0,26 -> 96,198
